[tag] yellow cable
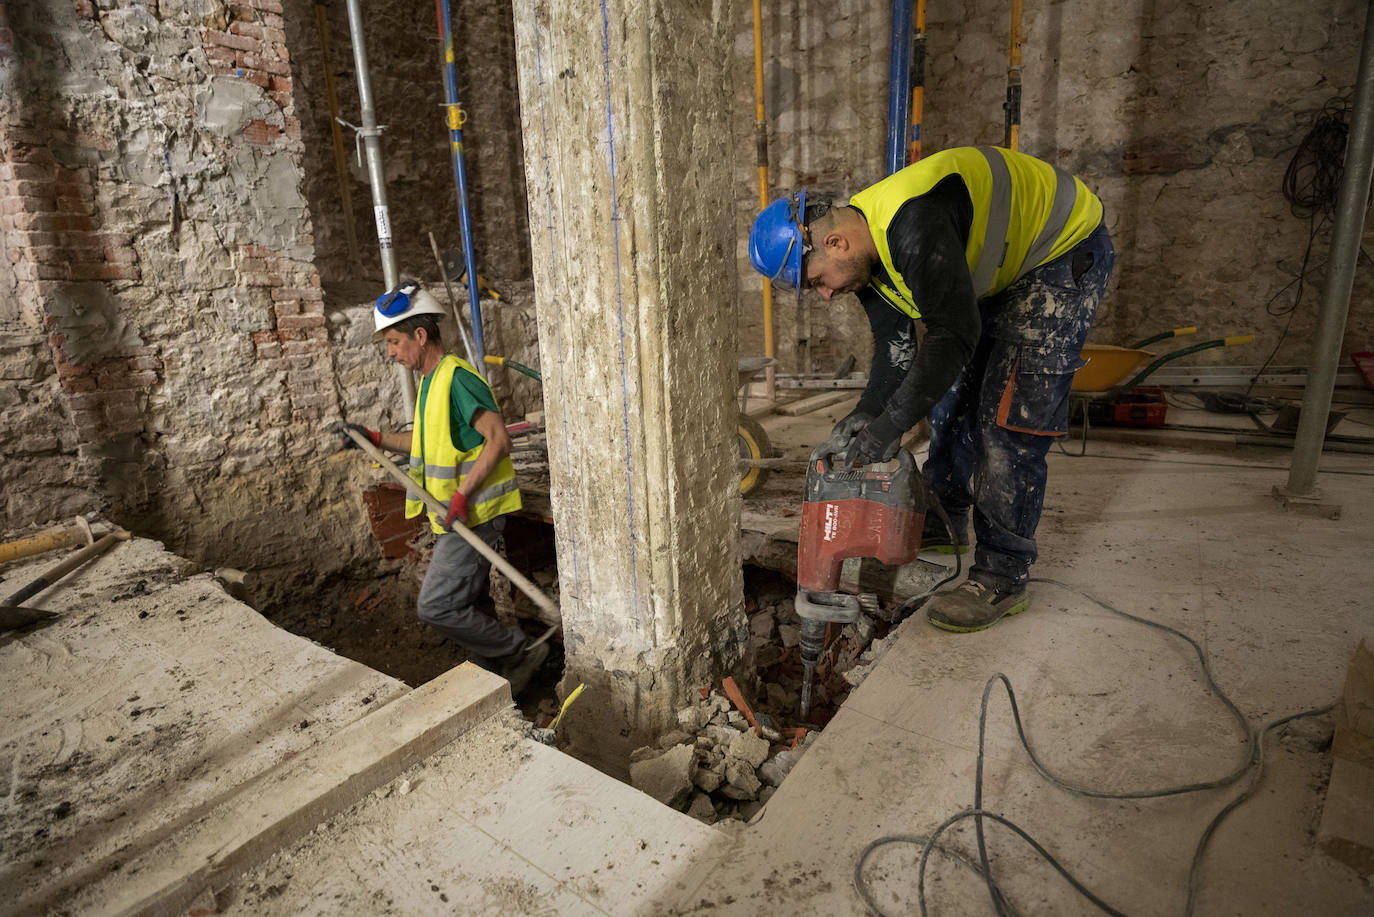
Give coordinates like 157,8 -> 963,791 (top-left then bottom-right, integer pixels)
549,683 -> 585,730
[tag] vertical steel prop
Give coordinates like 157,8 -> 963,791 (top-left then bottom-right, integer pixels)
908,0 -> 926,164
435,0 -> 487,369
1005,0 -> 1023,150
885,1 -> 915,176
343,0 -> 415,413
1285,0 -> 1374,495
751,0 -> 775,402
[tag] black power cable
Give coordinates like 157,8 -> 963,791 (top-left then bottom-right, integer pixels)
1248,95 -> 1353,394
852,578 -> 1335,917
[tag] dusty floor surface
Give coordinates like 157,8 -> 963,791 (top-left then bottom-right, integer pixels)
670,400 -> 1374,915
0,538 -> 407,914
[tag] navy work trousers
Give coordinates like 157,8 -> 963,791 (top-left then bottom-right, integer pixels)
924,222 -> 1115,590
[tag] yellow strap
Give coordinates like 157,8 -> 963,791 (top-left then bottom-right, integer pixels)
1173,326 -> 1198,336
1224,335 -> 1255,347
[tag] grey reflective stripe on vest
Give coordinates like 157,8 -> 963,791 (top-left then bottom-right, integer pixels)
973,147 -> 1012,297
1019,163 -> 1078,277
420,459 -> 479,481
470,476 -> 517,505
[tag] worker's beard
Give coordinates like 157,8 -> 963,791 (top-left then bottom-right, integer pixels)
834,251 -> 874,295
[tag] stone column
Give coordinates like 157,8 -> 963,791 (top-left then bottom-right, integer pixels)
512,0 -> 746,766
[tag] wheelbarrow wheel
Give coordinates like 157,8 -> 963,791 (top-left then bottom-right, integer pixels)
738,415 -> 772,497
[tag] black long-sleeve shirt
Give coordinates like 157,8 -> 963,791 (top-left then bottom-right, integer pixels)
851,175 -> 981,430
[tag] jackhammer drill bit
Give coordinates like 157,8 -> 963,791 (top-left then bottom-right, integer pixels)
797,617 -> 828,720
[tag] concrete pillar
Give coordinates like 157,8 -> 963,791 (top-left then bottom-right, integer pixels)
511,0 -> 747,765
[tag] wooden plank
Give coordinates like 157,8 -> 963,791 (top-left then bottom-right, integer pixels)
774,391 -> 854,416
1318,637 -> 1374,875
66,663 -> 510,917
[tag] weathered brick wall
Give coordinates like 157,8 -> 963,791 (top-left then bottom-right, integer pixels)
733,0 -> 1373,372
0,0 -> 376,606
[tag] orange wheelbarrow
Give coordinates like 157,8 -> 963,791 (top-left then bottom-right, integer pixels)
1074,327 -> 1255,394
1064,328 -> 1255,453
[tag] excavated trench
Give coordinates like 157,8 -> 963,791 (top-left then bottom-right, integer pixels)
262,515 -> 909,826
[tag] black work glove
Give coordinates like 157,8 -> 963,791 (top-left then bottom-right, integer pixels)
846,413 -> 905,467
329,421 -> 381,451
824,410 -> 873,452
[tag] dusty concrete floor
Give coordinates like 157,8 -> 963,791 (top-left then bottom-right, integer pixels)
3,396 -> 1372,915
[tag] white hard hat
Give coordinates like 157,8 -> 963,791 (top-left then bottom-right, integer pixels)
372,279 -> 447,341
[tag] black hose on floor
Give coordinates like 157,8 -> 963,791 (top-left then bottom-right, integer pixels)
852,577 -> 1335,917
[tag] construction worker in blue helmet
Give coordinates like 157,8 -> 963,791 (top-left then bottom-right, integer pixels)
330,279 -> 548,693
750,147 -> 1114,633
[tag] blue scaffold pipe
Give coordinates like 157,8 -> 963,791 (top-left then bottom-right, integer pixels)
436,0 -> 486,369
884,1 -> 914,176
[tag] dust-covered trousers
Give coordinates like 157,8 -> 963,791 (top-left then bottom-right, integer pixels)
923,222 -> 1114,590
416,516 -> 527,667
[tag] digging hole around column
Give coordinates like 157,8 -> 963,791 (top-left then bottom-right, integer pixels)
265,521 -> 905,826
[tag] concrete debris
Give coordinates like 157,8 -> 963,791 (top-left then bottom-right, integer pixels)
705,724 -> 742,746
678,706 -> 708,731
727,730 -> 769,769
778,624 -> 800,648
724,760 -> 762,797
842,667 -> 870,689
759,733 -> 817,787
657,729 -> 693,749
629,743 -> 696,808
693,769 -> 723,793
633,686 -> 819,825
750,611 -> 775,640
687,792 -> 718,823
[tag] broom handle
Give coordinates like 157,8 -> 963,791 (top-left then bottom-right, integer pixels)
341,427 -> 561,624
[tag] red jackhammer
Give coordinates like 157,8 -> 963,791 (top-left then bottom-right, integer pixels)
794,445 -> 926,719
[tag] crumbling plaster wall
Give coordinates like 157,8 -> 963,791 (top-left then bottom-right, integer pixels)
734,0 -> 1374,373
0,0 -> 377,607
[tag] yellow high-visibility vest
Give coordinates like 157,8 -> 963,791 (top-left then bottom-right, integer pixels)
405,354 -> 521,533
848,146 -> 1103,319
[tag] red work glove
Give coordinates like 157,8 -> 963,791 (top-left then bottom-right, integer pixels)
443,492 -> 469,528
331,422 -> 381,451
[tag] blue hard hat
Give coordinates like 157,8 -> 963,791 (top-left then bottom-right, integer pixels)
749,190 -> 807,291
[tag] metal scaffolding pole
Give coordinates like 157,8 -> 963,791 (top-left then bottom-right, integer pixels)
343,0 -> 416,413
1283,0 -> 1374,498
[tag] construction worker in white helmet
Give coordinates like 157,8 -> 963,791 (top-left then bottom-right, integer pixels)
332,280 -> 548,693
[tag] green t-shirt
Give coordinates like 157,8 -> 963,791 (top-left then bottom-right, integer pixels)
418,361 -> 500,452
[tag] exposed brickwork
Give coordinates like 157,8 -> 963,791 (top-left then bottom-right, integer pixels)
204,4 -> 300,142
361,483 -> 425,560
0,139 -> 140,290
238,243 -> 334,423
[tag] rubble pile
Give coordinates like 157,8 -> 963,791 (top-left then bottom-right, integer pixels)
629,688 -> 817,825
628,573 -> 908,825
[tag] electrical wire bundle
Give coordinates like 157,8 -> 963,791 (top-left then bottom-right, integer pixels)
1249,96 -> 1354,392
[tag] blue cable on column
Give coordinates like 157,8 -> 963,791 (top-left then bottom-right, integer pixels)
599,0 -> 642,630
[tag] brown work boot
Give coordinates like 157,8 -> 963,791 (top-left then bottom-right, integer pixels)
502,642 -> 549,696
925,580 -> 1029,633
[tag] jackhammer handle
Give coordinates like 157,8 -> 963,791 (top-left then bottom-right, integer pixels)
340,426 -> 560,621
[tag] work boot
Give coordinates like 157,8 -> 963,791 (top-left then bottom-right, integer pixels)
925,580 -> 1029,633
502,642 -> 549,696
920,512 -> 970,555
